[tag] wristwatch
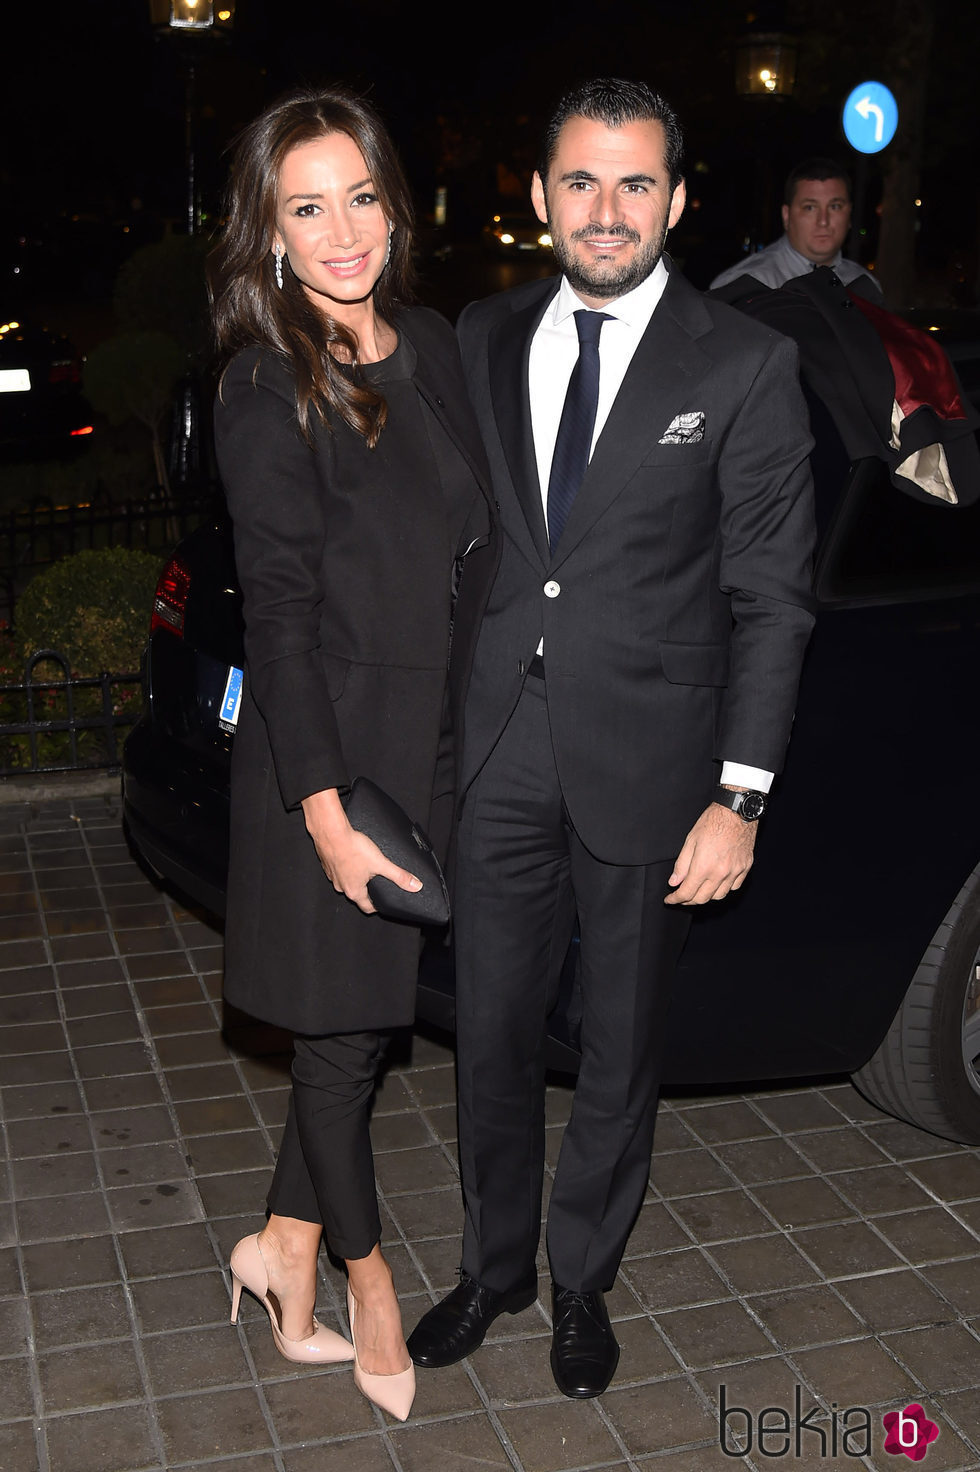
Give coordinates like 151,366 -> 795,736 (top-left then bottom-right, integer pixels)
713,786 -> 767,822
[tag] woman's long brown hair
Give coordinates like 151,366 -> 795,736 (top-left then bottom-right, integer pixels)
209,86 -> 416,447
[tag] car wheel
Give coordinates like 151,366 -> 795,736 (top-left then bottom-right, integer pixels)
852,862 -> 980,1145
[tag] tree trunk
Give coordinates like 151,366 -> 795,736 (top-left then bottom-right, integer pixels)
148,423 -> 171,500
875,0 -> 936,307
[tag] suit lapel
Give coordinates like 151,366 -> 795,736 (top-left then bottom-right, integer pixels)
488,285 -> 556,565
550,271 -> 713,568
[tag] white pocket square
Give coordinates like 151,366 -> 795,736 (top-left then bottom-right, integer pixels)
658,411 -> 705,445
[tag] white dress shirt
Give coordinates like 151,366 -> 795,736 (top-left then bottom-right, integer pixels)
527,263 -> 773,794
709,233 -> 881,294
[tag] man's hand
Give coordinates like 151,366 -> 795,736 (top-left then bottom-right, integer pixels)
664,802 -> 757,906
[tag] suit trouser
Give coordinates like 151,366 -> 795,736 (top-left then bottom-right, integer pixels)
266,1030 -> 391,1261
455,675 -> 691,1294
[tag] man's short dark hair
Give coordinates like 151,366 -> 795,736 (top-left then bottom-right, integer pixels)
539,77 -> 684,191
784,158 -> 852,207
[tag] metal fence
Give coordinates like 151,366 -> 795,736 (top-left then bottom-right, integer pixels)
0,490 -> 215,627
0,487 -> 219,772
0,648 -> 142,778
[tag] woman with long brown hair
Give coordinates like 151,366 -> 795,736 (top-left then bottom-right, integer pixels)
209,86 -> 496,1420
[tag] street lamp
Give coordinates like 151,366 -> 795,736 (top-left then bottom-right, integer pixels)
148,1 -> 235,234
148,1 -> 235,489
732,23 -> 799,253
735,30 -> 798,100
149,2 -> 235,34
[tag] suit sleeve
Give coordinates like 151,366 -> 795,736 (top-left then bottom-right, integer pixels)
214,355 -> 349,809
715,334 -> 817,771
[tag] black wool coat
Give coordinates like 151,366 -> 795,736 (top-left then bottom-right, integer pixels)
214,307 -> 498,1035
710,268 -> 980,507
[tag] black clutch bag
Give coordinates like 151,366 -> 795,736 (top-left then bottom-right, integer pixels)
342,777 -> 450,926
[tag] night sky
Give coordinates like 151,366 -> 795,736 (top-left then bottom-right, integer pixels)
6,1 -> 980,296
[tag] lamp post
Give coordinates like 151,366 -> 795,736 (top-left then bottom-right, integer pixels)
733,21 -> 799,253
148,1 -> 235,236
148,3 -> 235,488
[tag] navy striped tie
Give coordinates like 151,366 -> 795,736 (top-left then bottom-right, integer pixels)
546,310 -> 611,554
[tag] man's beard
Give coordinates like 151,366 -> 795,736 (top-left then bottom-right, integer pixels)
550,220 -> 669,300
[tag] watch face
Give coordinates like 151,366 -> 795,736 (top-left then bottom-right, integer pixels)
739,792 -> 766,821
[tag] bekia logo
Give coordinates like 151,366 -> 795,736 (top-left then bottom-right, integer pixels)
719,1387 -> 940,1461
882,1403 -> 940,1461
719,1384 -> 871,1458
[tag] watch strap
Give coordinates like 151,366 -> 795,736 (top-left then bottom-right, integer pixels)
713,785 -> 767,820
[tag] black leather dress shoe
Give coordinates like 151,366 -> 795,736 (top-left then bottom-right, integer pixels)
550,1285 -> 620,1398
407,1270 -> 538,1368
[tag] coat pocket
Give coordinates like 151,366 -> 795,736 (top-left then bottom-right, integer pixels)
660,640 -> 729,687
641,440 -> 714,467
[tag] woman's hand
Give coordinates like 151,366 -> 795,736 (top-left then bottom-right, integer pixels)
300,788 -> 422,915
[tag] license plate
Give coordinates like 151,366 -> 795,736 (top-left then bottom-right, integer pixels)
0,369 -> 30,393
218,665 -> 244,733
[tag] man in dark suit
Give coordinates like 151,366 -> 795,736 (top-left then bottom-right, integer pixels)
408,78 -> 816,1397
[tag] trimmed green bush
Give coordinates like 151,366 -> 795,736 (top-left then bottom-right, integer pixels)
17,547 -> 162,675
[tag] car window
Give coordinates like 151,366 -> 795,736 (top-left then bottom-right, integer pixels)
814,455 -> 980,606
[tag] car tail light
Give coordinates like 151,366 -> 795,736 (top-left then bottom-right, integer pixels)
151,555 -> 191,638
49,359 -> 81,385
70,425 -> 94,436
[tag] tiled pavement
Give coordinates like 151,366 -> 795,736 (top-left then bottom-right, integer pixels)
1,791 -> 979,1472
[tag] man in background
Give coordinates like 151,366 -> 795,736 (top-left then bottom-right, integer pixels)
711,158 -> 880,292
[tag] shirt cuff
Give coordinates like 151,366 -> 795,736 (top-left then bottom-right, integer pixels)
720,762 -> 774,793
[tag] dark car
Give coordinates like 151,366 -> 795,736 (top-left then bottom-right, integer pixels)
122,335 -> 980,1148
482,214 -> 553,255
0,315 -> 93,451
123,527 -> 240,919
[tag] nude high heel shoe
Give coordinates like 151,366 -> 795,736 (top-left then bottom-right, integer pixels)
229,1234 -> 354,1365
347,1285 -> 416,1421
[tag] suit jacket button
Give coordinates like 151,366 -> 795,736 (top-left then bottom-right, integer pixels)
544,580 -> 560,598
436,396 -> 445,406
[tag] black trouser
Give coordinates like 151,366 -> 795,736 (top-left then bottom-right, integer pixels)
455,675 -> 691,1294
267,1030 -> 391,1261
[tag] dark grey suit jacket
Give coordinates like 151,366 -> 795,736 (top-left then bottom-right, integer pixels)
457,264 -> 817,866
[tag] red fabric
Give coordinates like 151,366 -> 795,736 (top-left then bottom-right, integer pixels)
848,291 -> 966,421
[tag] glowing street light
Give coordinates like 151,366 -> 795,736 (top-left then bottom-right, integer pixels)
148,2 -> 235,31
735,29 -> 798,100
171,0 -> 213,28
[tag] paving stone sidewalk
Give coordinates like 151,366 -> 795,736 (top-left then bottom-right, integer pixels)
1,792 -> 979,1471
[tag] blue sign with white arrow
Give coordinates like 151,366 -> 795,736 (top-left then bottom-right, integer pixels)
843,81 -> 899,155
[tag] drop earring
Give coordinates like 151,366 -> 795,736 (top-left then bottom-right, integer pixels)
274,244 -> 284,290
384,225 -> 394,269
